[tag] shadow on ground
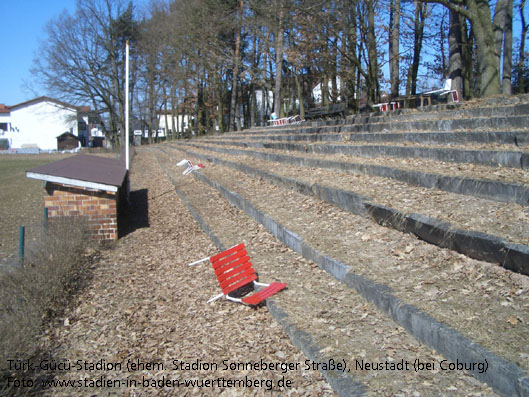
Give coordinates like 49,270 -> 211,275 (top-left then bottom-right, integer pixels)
118,188 -> 150,238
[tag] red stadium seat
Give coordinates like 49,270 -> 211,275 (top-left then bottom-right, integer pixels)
189,243 -> 286,306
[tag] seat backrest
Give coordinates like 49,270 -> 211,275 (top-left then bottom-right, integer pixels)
210,243 -> 257,295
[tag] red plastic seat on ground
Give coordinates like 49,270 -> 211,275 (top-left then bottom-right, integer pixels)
190,243 -> 286,306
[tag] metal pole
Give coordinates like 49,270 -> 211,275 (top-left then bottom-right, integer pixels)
44,207 -> 48,232
125,40 -> 130,171
19,226 -> 25,264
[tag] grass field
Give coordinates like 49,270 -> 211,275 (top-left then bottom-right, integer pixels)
0,154 -> 72,263
0,153 -> 94,395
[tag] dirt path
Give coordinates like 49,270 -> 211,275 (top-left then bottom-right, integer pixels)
42,150 -> 334,396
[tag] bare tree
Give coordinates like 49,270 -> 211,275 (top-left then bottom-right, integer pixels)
136,0 -> 174,143
32,0 -> 140,148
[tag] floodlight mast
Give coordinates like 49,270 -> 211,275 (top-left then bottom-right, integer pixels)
125,40 -> 130,171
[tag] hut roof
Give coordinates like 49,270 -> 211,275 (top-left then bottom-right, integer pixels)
56,132 -> 80,140
26,154 -> 127,192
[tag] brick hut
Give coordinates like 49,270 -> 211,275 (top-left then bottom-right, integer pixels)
56,132 -> 80,151
26,154 -> 128,241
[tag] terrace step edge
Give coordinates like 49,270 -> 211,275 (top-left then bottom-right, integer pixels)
180,142 -> 529,206
168,146 -> 529,276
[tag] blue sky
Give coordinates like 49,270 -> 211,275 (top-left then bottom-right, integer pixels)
0,1 -> 77,106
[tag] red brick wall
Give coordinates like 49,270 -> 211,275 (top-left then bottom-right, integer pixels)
44,182 -> 118,241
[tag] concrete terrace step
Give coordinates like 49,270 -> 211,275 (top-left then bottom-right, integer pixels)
153,146 -> 529,397
213,130 -> 529,147
237,113 -> 529,136
176,141 -> 529,206
342,115 -> 529,134
190,139 -> 529,169
244,98 -> 529,135
168,143 -> 529,275
344,102 -> 529,126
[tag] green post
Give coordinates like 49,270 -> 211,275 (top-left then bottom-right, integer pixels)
19,226 -> 25,264
44,207 -> 48,232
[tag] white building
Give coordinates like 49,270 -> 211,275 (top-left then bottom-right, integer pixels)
0,97 -> 82,151
312,77 -> 342,104
156,112 -> 191,136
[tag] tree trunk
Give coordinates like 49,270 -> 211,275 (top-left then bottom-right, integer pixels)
274,1 -> 284,117
518,0 -> 527,93
389,0 -> 401,98
217,72 -> 225,133
261,88 -> 267,125
294,69 -> 304,118
170,86 -> 177,140
322,76 -> 330,107
448,9 -> 464,98
329,38 -> 339,103
440,10 -> 447,77
237,83 -> 243,130
195,71 -> 201,135
366,0 -> 380,104
344,0 -> 358,111
229,0 -> 244,131
493,0 -> 513,95
147,58 -> 156,144
502,0 -> 513,94
163,88 -> 169,140
406,1 -> 426,96
421,0 -> 501,97
462,20 -> 474,98
466,0 -> 501,96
